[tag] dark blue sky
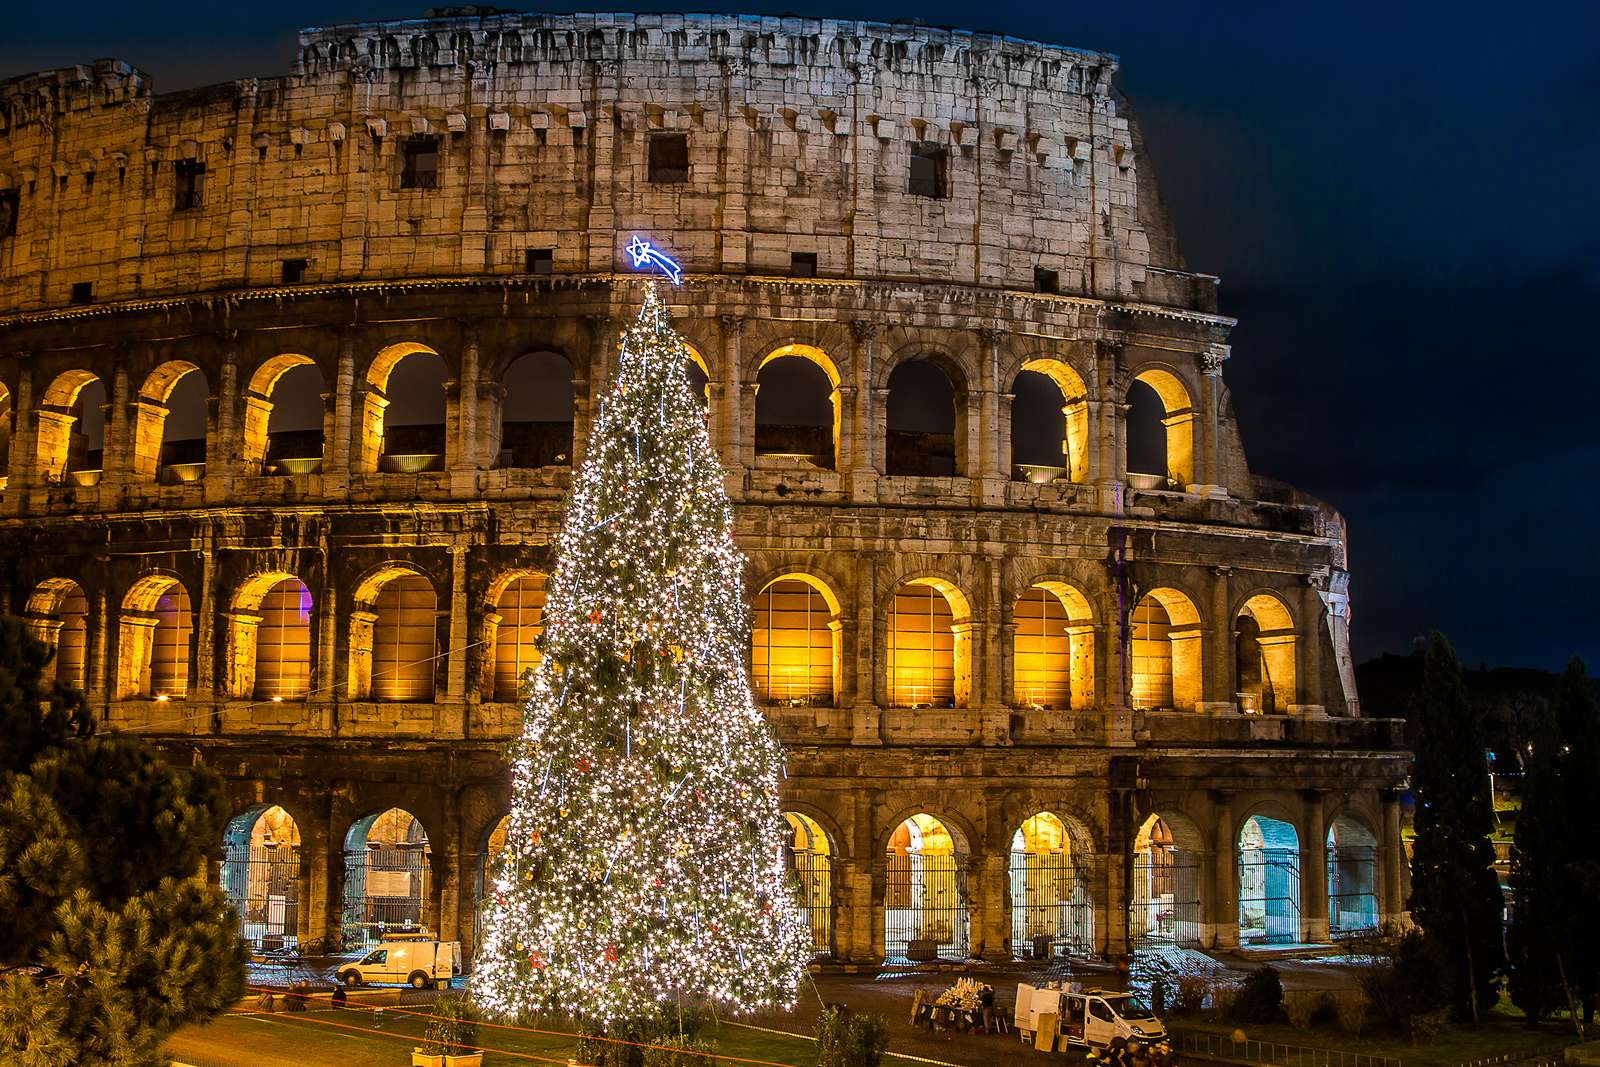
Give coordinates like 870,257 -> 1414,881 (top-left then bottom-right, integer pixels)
7,2 -> 1598,670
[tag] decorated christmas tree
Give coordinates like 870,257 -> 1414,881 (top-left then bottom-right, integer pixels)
474,280 -> 810,1025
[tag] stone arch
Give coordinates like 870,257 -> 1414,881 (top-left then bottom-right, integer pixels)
1009,809 -> 1097,958
1130,808 -> 1207,945
221,804 -> 303,948
117,573 -> 193,700
484,569 -> 548,701
755,343 -> 842,470
752,572 -> 842,707
884,348 -> 967,477
361,342 -> 446,474
349,564 -> 438,702
883,811 -> 971,961
495,351 -> 575,468
0,379 -> 12,483
1237,807 -> 1303,945
243,353 -> 326,475
341,806 -> 432,950
1011,357 -> 1090,483
886,575 -> 973,709
1012,580 -> 1095,710
132,360 -> 208,483
784,811 -> 836,958
226,572 -> 312,700
679,340 -> 712,408
35,369 -> 104,483
1130,586 -> 1204,711
25,577 -> 90,689
1126,365 -> 1195,488
1326,809 -> 1379,936
1235,590 -> 1297,714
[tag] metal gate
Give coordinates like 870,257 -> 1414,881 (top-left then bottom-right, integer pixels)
342,845 -> 431,950
1238,847 -> 1301,944
222,844 -> 300,950
1130,854 -> 1201,945
1328,844 -> 1378,936
884,853 -> 969,961
1010,850 -> 1094,958
790,845 -> 834,958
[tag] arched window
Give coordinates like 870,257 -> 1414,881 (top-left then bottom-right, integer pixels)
1327,814 -> 1379,936
118,575 -> 193,699
227,575 -> 313,700
497,352 -> 574,468
886,358 -> 959,476
784,812 -> 833,957
884,813 -> 968,962
1130,813 -> 1202,945
1126,369 -> 1194,489
0,381 -> 12,487
755,346 -> 840,470
25,578 -> 90,689
221,805 -> 302,948
1238,814 -> 1301,945
363,344 -> 447,474
751,576 -> 839,707
887,579 -> 970,709
1012,583 -> 1093,710
132,361 -> 208,483
489,573 -> 547,701
371,575 -> 436,701
1129,588 -> 1203,711
474,815 -> 510,946
683,346 -> 711,410
243,355 -> 325,475
342,807 -> 430,950
35,370 -> 105,484
1009,811 -> 1093,958
1011,359 -> 1089,483
1236,593 -> 1297,714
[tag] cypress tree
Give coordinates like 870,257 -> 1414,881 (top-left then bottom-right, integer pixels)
1552,659 -> 1600,1023
1408,632 -> 1505,1022
1506,691 -> 1565,1021
0,618 -> 246,1064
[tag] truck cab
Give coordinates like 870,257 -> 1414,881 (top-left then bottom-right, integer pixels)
336,935 -> 461,989
1016,984 -> 1168,1052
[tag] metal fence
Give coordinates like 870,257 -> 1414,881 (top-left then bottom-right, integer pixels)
1130,854 -> 1202,945
1178,1031 -> 1402,1067
1009,849 -> 1094,958
341,845 -> 431,950
221,844 -> 300,949
1238,846 -> 1302,944
884,852 -> 969,961
1328,844 -> 1380,936
790,844 -> 834,958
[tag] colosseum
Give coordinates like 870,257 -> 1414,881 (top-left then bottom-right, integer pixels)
0,10 -> 1408,966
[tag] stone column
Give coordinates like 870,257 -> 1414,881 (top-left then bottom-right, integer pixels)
206,343 -> 239,502
1193,344 -> 1230,496
1300,580 -> 1326,713
314,558 -> 338,708
852,555 -> 882,746
87,587 -> 110,705
716,315 -> 747,495
1205,567 -> 1236,713
448,321 -> 481,497
972,841 -> 1011,962
445,546 -> 469,703
1211,792 -> 1239,948
1099,584 -> 1130,742
299,799 -> 336,949
1302,790 -> 1330,943
1380,790 -> 1407,928
1093,340 -> 1126,511
435,793 -> 464,944
998,621 -> 1019,708
972,327 -> 1007,506
841,789 -> 878,963
4,366 -> 34,513
325,332 -> 357,495
846,321 -> 880,503
195,535 -> 218,698
104,363 -> 132,493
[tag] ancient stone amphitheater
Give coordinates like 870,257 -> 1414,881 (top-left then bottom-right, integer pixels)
0,10 -> 1407,965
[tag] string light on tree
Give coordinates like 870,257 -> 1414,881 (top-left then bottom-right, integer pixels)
473,259 -> 808,1024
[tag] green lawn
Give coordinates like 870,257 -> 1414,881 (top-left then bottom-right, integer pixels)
165,1006 -> 822,1067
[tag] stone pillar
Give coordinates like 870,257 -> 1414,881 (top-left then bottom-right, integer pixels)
999,621 -> 1019,707
4,366 -> 34,513
972,844 -> 1011,962
1205,567 -> 1236,712
1211,792 -> 1239,948
222,611 -> 263,699
346,610 -> 377,699
1093,340 -> 1126,511
1099,584 -> 1131,743
104,364 -> 132,493
445,546 -> 469,703
716,315 -> 746,495
299,801 -> 336,950
206,343 -> 239,502
1194,344 -> 1230,495
841,789 -> 879,963
87,587 -> 109,705
851,555 -> 882,746
1299,580 -> 1326,713
972,328 -> 1007,506
448,321 -> 481,497
831,616 -> 852,708
435,793 -> 464,944
195,536 -> 218,698
1380,790 -> 1407,928
845,321 -> 880,503
1302,791 -> 1330,943
325,332 -> 357,494
568,369 -> 592,470
314,561 -> 338,706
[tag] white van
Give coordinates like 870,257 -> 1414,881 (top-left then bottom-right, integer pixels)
336,936 -> 462,989
1015,985 -> 1168,1052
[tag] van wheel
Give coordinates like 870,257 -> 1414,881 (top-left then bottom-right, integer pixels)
341,972 -> 361,988
409,972 -> 429,989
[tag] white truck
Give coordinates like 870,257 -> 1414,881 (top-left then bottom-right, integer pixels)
1014,985 -> 1169,1054
336,935 -> 462,989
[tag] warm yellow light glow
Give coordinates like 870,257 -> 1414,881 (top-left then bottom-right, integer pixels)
751,578 -> 836,706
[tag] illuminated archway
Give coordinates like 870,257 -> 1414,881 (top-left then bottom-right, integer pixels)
784,812 -> 834,957
222,805 -> 302,949
0,381 -> 12,486
35,370 -> 104,483
117,574 -> 193,700
1012,582 -> 1094,710
1130,588 -> 1203,711
1239,813 -> 1301,944
132,361 -> 208,483
1130,812 -> 1204,945
755,344 -> 841,470
1012,358 -> 1089,483
751,574 -> 840,707
243,354 -> 325,475
349,566 -> 437,701
473,814 -> 510,947
1236,593 -> 1296,714
884,813 -> 969,961
1327,813 -> 1379,936
487,571 -> 547,701
887,578 -> 971,708
226,573 -> 312,699
342,807 -> 430,950
1009,811 -> 1094,958
363,343 -> 446,474
1126,369 -> 1194,488
25,577 -> 89,689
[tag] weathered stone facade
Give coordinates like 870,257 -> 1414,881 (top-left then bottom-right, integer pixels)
0,12 -> 1406,964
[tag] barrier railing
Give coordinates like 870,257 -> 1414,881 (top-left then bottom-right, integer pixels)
1178,1030 -> 1403,1067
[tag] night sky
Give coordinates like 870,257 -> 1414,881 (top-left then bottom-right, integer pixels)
6,2 -> 1597,670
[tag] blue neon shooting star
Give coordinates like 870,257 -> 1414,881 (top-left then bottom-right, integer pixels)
625,234 -> 684,284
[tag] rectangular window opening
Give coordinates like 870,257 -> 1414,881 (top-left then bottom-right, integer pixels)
70,281 -> 94,305
909,143 -> 948,200
173,160 -> 206,212
790,252 -> 818,278
1034,267 -> 1060,294
401,136 -> 440,190
281,258 -> 308,285
648,132 -> 689,184
0,189 -> 18,238
525,248 -> 553,274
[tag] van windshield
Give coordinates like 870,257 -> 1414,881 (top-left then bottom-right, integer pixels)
1106,995 -> 1155,1019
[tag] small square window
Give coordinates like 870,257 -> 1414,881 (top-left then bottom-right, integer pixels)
70,282 -> 93,305
790,252 -> 817,278
648,133 -> 689,184
1034,267 -> 1059,294
525,248 -> 553,274
281,258 -> 308,284
908,142 -> 948,199
0,189 -> 18,238
174,160 -> 205,211
401,137 -> 440,190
